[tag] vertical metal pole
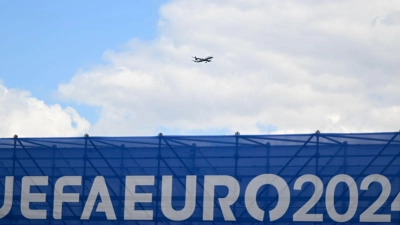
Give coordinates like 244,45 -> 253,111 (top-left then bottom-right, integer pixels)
342,141 -> 348,214
52,144 -> 56,223
11,136 -> 17,225
82,134 -> 88,225
234,132 -> 239,215
314,131 -> 320,221
191,143 -> 197,172
315,131 -> 320,175
119,144 -> 125,219
12,135 -> 17,177
343,141 -> 347,175
266,142 -> 270,174
315,131 -> 320,219
234,133 -> 239,177
52,145 -> 56,179
265,142 -> 270,214
50,145 -> 56,225
155,133 -> 163,224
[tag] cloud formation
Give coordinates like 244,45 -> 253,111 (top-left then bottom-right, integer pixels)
59,0 -> 400,135
0,84 -> 89,137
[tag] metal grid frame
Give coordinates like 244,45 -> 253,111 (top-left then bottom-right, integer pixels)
0,131 -> 399,224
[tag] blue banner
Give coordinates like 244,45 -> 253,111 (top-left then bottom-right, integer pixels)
0,132 -> 399,224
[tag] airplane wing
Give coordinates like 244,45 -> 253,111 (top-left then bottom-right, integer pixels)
191,56 -> 212,63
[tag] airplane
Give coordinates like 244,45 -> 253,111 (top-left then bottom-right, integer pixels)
192,56 -> 213,63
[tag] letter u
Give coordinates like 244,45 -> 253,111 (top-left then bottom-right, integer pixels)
0,177 -> 13,218
161,176 -> 196,221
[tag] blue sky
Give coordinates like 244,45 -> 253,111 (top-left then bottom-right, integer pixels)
0,0 -> 164,123
1,1 -> 400,137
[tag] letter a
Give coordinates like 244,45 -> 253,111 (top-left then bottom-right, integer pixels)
81,176 -> 116,220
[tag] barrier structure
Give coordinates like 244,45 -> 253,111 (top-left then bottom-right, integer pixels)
0,132 -> 399,224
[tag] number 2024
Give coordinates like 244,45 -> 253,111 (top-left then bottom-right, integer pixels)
291,174 -> 400,223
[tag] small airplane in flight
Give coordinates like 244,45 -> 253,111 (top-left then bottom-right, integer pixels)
192,56 -> 213,63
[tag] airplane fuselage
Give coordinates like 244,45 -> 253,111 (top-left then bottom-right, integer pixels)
192,56 -> 213,63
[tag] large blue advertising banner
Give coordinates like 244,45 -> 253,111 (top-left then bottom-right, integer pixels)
0,132 -> 399,224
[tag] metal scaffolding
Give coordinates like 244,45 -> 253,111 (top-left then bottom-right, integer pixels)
0,132 -> 399,224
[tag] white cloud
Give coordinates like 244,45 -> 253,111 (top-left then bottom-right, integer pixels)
59,0 -> 400,135
0,83 -> 90,137
381,11 -> 400,26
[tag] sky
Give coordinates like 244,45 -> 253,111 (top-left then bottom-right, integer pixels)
1,0 -> 400,137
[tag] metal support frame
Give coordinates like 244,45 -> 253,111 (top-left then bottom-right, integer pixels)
13,138 -> 69,225
234,132 -> 239,216
1,132 -> 399,224
243,134 -> 316,224
315,131 -> 320,221
87,139 -> 141,225
162,137 -> 218,225
331,132 -> 400,225
155,134 -> 162,224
